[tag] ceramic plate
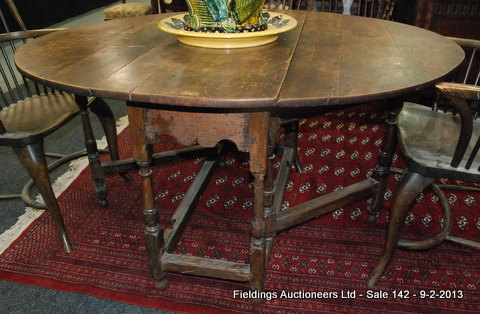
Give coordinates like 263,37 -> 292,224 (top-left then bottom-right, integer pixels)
158,12 -> 298,49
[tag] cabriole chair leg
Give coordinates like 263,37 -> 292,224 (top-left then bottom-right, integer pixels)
89,98 -> 133,181
12,141 -> 73,253
368,169 -> 433,287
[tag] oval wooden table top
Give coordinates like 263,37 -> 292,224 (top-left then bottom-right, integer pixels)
15,11 -> 464,110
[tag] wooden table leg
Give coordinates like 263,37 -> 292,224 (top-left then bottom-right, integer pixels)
127,105 -> 167,289
368,98 -> 403,219
75,96 -> 108,207
248,112 -> 271,292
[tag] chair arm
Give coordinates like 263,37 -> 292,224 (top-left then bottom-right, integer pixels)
0,28 -> 66,42
435,82 -> 476,167
436,82 -> 480,102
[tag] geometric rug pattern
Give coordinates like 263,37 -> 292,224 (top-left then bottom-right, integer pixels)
1,105 -> 480,313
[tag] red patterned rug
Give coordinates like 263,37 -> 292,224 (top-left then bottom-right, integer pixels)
1,105 -> 480,313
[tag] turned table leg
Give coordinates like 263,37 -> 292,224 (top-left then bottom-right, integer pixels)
368,98 -> 403,219
248,112 -> 271,292
127,105 -> 167,289
75,96 -> 108,207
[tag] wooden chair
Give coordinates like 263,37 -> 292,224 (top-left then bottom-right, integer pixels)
104,0 -> 157,20
368,38 -> 480,287
0,28 -> 128,253
266,0 -> 397,19
316,0 -> 397,19
0,0 -> 132,253
265,0 -> 313,10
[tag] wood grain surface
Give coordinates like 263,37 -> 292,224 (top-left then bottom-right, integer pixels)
15,11 -> 464,110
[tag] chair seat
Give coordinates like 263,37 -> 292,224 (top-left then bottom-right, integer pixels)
398,102 -> 480,181
0,93 -> 79,146
104,3 -> 153,19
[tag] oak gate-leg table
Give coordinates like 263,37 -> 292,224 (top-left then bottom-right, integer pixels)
15,10 -> 464,291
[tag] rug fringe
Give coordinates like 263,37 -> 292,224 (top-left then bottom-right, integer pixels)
0,115 -> 130,255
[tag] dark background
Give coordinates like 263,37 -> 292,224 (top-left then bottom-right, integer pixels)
0,0 -> 117,31
1,0 -> 478,39
395,0 -> 480,38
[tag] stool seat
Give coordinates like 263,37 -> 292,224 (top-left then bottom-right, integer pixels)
104,3 -> 153,20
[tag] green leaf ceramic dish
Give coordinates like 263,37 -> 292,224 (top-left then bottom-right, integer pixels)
158,12 -> 298,49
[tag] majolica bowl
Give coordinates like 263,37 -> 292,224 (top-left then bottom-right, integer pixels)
158,11 -> 297,48
184,0 -> 267,33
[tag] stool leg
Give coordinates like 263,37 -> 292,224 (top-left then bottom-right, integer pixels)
13,141 -> 72,253
368,169 -> 433,287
